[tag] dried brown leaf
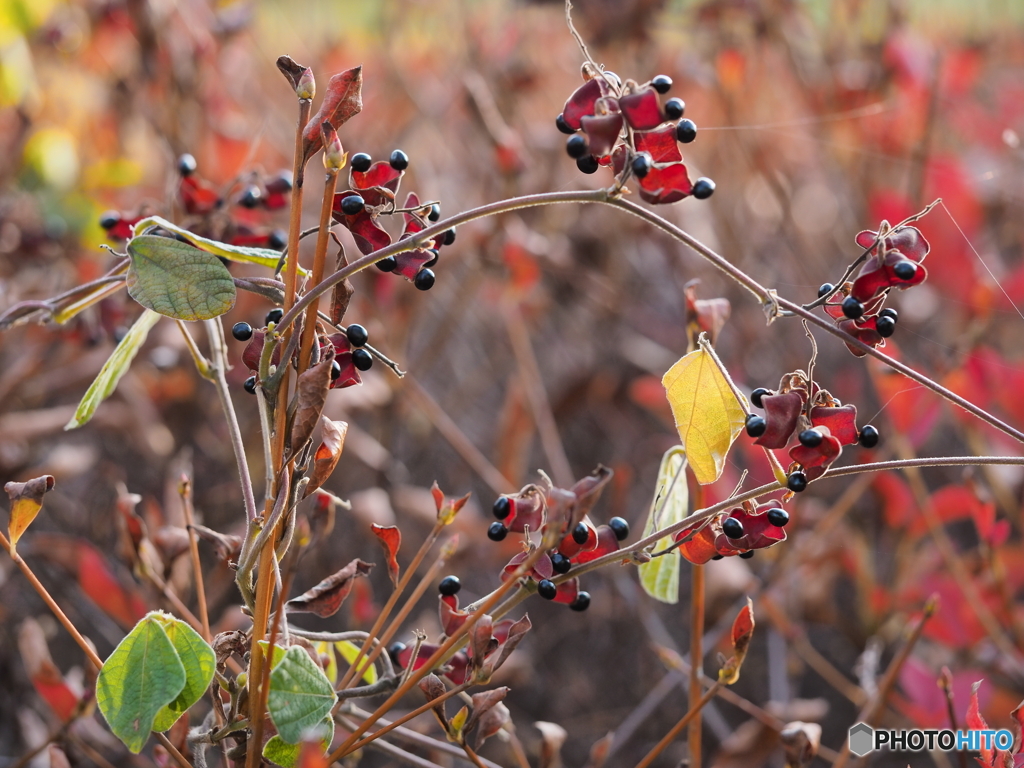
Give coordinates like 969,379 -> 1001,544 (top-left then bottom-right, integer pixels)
290,350 -> 334,458
189,524 -> 243,565
304,417 -> 348,497
780,721 -> 822,768
285,559 -> 373,618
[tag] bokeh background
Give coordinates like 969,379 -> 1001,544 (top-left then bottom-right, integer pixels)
2,0 -> 1024,766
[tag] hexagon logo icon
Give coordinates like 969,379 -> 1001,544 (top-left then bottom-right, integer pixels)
849,723 -> 874,757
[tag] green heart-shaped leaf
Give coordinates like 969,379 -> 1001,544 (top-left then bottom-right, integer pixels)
267,646 -> 338,744
263,716 -> 333,767
127,235 -> 235,321
150,614 -> 216,732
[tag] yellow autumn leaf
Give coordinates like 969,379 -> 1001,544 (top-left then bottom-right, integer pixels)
638,447 -> 688,604
5,475 -> 54,552
334,640 -> 377,685
661,334 -> 747,485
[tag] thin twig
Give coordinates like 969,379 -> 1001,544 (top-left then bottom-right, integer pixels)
634,683 -> 721,768
179,477 -> 211,641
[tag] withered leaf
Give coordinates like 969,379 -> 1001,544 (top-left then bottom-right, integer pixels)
213,630 -> 248,671
420,673 -> 449,730
464,687 -> 509,745
719,596 -> 755,684
569,466 -> 613,526
370,524 -> 401,588
189,524 -> 243,565
330,249 -> 354,325
5,475 -> 55,551
468,614 -> 495,672
286,559 -> 373,618
536,721 -> 568,768
780,721 -> 822,768
302,66 -> 363,170
304,417 -> 348,497
486,614 -> 531,676
290,350 -> 335,458
276,55 -> 312,96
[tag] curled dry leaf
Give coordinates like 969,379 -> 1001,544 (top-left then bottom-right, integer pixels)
569,465 -> 614,527
212,630 -> 248,672
285,559 -> 373,618
188,524 -> 243,565
484,614 -> 532,678
302,66 -> 363,170
420,673 -> 449,730
719,596 -> 755,685
780,722 -> 822,768
469,614 -> 496,672
5,474 -> 54,551
370,523 -> 401,588
464,687 -> 510,748
536,721 -> 568,768
304,417 -> 348,497
276,55 -> 313,99
290,349 -> 335,458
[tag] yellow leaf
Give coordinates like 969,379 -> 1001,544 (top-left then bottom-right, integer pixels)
5,475 -> 54,552
661,334 -> 746,484
638,447 -> 688,604
315,642 -> 338,685
334,640 -> 377,685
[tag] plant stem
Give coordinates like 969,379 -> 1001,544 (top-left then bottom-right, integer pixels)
297,168 -> 339,373
634,683 -> 721,768
345,683 -> 469,754
689,563 -> 704,768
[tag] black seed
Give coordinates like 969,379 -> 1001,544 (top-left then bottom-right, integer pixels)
858,424 -> 880,448
243,376 -> 257,395
566,134 -> 589,159
664,98 -> 685,120
232,322 -> 253,341
569,592 -> 591,611
799,429 -> 823,448
438,575 -> 461,596
442,229 -> 456,246
876,315 -> 896,338
340,194 -> 365,215
739,550 -> 755,559
555,113 -> 575,135
766,508 -> 789,527
265,308 -> 283,325
492,497 -> 511,520
423,249 -> 439,269
376,256 -> 397,272
268,229 -> 287,250
99,211 -> 120,230
722,517 -> 744,539
711,554 -> 724,560
572,522 -> 589,545
893,261 -> 918,280
352,348 -> 373,371
238,185 -> 261,209
818,282 -> 834,298
346,324 -> 369,347
879,307 -> 898,322
389,149 -> 409,171
631,153 -> 652,179
388,642 -> 406,665
651,75 -> 673,94
787,471 -> 808,493
745,414 -> 767,438
675,118 -> 697,143
750,387 -> 771,409
692,177 -> 715,199
428,203 -> 441,222
487,522 -> 508,541
414,269 -> 436,291
576,155 -> 600,174
177,153 -> 197,176
841,296 -> 864,319
350,153 -> 372,173
537,579 -> 557,600
551,552 -> 572,574
609,517 -> 630,541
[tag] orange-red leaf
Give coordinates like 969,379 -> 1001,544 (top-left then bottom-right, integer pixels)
5,475 -> 54,551
302,67 -> 363,168
304,417 -> 348,497
719,597 -> 755,684
18,618 -> 81,721
371,524 -> 401,588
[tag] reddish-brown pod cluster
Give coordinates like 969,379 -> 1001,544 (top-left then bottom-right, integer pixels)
674,500 -> 790,564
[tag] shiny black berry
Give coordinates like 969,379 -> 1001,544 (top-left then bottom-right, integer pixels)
841,296 -> 864,319
438,575 -> 461,596
893,261 -> 918,281
99,211 -> 120,230
537,580 -> 557,600
177,153 -> 197,176
787,471 -> 808,493
388,642 -> 406,665
876,315 -> 896,338
651,75 -> 673,94
339,195 -> 365,215
487,522 -> 508,541
569,592 -> 591,611
766,508 -> 789,527
441,229 -> 456,246
423,249 -> 439,269
376,256 -> 397,272
389,150 -> 409,171
566,134 -> 589,159
631,154 -> 652,179
664,98 -> 685,120
609,517 -> 630,541
750,388 -> 771,409
858,425 -> 880,448
722,517 -> 744,539
692,177 -> 715,199
798,429 -> 823,448
576,156 -> 600,174
745,414 -> 767,438
330,360 -> 341,381
350,153 -> 372,173
675,119 -> 697,143
879,307 -> 898,322
818,283 -> 834,298
243,376 -> 257,395
551,552 -> 572,574
414,269 -> 436,291
555,113 -> 575,134
232,322 -> 253,341
739,550 -> 755,559
268,229 -> 287,250
428,203 -> 441,222
346,324 -> 368,347
571,522 -> 590,545
352,348 -> 373,371
238,185 -> 261,208
492,496 -> 511,520
711,554 -> 724,561
265,308 -> 284,325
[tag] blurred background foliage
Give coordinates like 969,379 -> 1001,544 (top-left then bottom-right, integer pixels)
2,0 -> 1024,766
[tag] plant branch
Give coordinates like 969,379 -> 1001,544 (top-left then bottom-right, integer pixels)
634,682 -> 721,768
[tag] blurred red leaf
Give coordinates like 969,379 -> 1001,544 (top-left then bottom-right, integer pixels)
371,524 -> 401,588
18,618 -> 81,721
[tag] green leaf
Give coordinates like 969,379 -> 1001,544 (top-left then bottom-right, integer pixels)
263,716 -> 333,767
258,639 -> 289,669
638,447 -> 688,604
65,309 -> 161,430
126,235 -> 236,321
132,215 -> 304,273
267,646 -> 338,744
335,640 -> 377,685
96,612 -> 187,753
150,614 -> 216,732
